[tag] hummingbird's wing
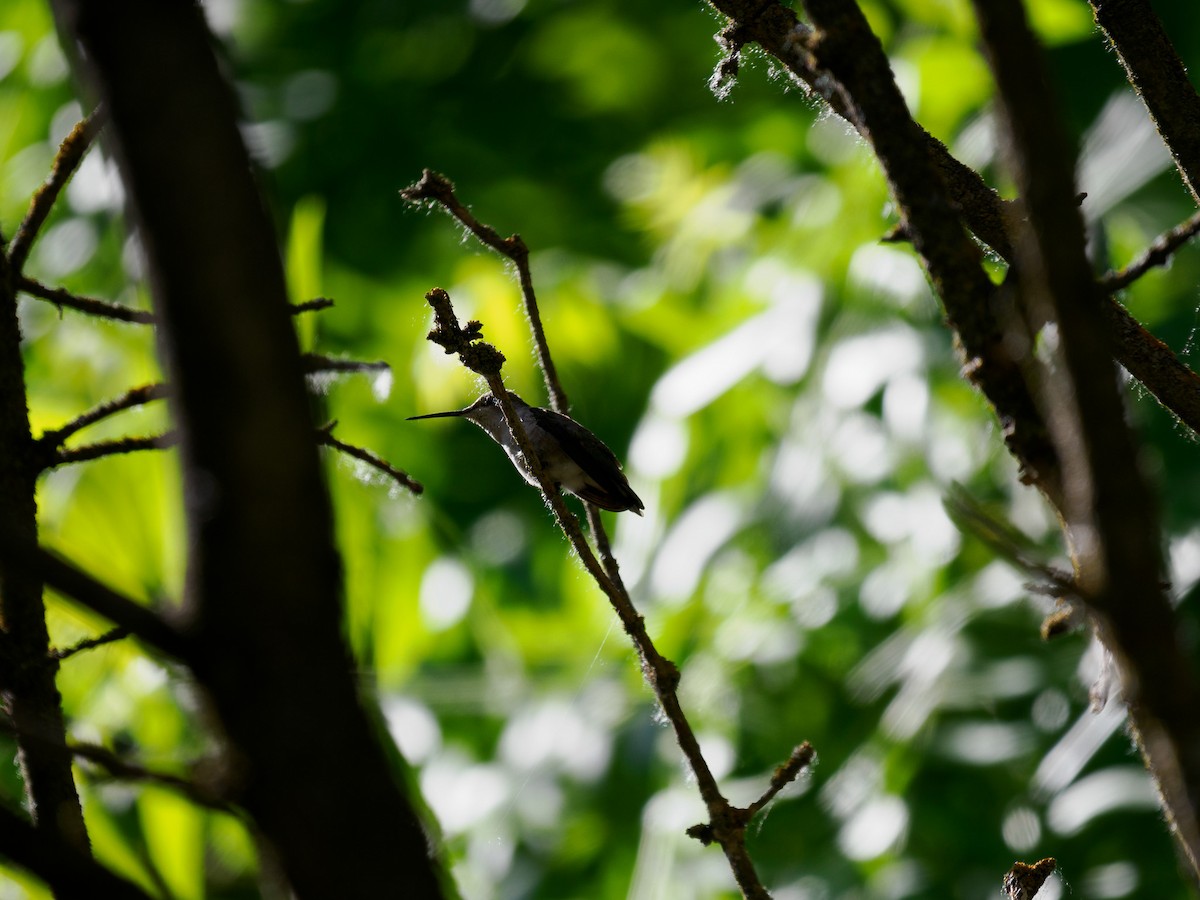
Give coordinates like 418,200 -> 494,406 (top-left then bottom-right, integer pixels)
529,407 -> 645,514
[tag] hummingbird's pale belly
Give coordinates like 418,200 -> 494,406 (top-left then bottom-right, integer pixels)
502,431 -> 592,493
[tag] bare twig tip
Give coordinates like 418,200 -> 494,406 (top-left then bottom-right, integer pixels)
1003,858 -> 1056,900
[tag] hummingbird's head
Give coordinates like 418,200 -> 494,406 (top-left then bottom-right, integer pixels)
407,391 -> 525,432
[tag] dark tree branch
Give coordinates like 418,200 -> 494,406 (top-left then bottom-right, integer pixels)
1102,302 -> 1200,433
1102,209 -> 1200,292
70,741 -> 233,814
38,383 -> 168,450
50,431 -> 179,469
0,715 -> 232,814
317,422 -> 423,495
974,0 -> 1200,876
17,276 -> 156,324
31,547 -> 191,662
290,297 -> 334,315
0,113 -> 90,861
745,741 -> 816,818
50,626 -> 130,661
51,0 -> 448,894
0,802 -> 153,900
794,0 -> 1061,501
7,106 -> 106,276
301,353 -> 389,376
1089,0 -> 1200,204
703,0 -> 1200,440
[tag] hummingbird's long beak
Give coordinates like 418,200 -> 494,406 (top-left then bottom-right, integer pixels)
407,410 -> 468,421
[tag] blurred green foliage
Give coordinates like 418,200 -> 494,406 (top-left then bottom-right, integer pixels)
3,0 -> 1200,897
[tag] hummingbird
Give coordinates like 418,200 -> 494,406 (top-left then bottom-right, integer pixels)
408,392 -> 644,515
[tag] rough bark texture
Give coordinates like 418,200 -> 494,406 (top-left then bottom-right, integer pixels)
50,0 -> 446,895
0,152 -> 89,866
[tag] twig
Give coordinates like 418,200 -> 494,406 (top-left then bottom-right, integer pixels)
1102,209 -> 1200,292
38,383 -> 168,450
7,105 -> 107,276
0,716 -> 231,814
50,627 -> 130,661
17,547 -> 191,662
301,353 -> 389,376
69,741 -> 233,813
51,431 -> 178,468
419,287 -> 786,899
17,276 -> 156,325
745,742 -> 816,818
291,297 -> 334,315
1003,858 -> 1057,900
317,422 -> 423,495
402,170 -> 568,412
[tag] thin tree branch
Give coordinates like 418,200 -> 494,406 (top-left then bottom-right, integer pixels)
317,422 -> 423,495
973,0 -> 1200,876
745,741 -> 816,818
26,547 -> 191,662
0,802 -> 153,900
17,276 -> 156,325
38,383 -> 168,450
0,715 -> 232,814
301,354 -> 389,376
70,741 -> 233,813
7,106 -> 107,276
291,297 -> 334,315
1089,0 -> 1200,204
1103,302 -> 1200,433
419,287 -> 784,899
402,170 -> 568,412
50,431 -> 178,469
50,626 -> 130,661
1102,209 -> 1200,292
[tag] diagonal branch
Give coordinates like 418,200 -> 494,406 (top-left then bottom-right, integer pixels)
7,106 -> 107,276
17,277 -> 156,325
974,0 -> 1200,876
50,626 -> 130,661
1101,209 -> 1200,292
420,286 -> 805,899
795,0 -> 1060,502
290,297 -> 334,315
38,383 -> 168,451
317,422 -> 423,495
1088,0 -> 1200,204
301,353 -> 389,376
704,0 -> 1200,441
28,547 -> 191,662
49,431 -> 178,469
69,740 -> 233,813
